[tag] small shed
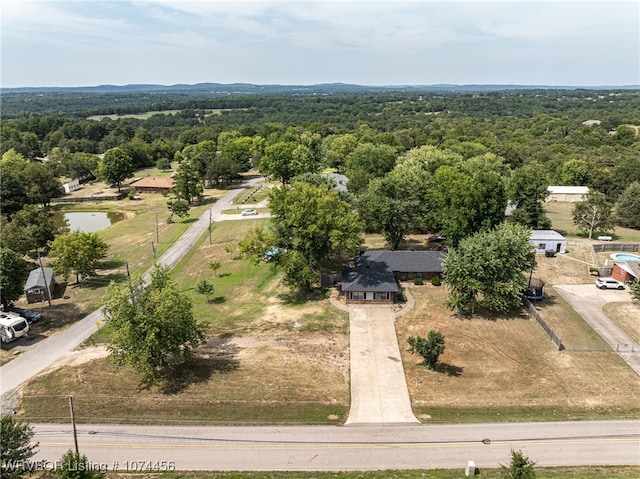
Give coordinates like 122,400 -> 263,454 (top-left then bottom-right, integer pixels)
62,179 -> 81,194
530,230 -> 567,254
546,186 -> 589,203
24,267 -> 55,304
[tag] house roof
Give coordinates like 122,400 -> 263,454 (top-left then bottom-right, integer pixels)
358,250 -> 445,274
326,173 -> 349,192
130,176 -> 174,189
24,267 -> 54,290
341,265 -> 400,293
615,261 -> 640,279
530,230 -> 566,241
547,186 -> 589,195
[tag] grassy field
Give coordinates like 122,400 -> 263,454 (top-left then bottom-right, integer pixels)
86,109 -> 244,121
19,218 -> 350,425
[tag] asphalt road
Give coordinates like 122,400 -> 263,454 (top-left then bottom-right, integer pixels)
554,284 -> 640,375
0,177 -> 263,410
30,421 -> 640,470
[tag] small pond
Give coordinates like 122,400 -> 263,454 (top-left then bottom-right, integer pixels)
53,211 -> 125,233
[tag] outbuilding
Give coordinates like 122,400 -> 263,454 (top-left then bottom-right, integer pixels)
530,230 -> 567,254
546,186 -> 589,203
612,261 -> 640,284
24,267 -> 55,304
129,176 -> 174,194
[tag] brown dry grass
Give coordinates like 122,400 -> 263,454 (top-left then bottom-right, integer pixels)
397,285 -> 640,422
603,302 -> 640,344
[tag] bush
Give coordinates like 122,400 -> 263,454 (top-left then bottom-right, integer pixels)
431,276 -> 442,286
413,278 -> 424,285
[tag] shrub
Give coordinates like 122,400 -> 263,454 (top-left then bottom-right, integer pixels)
413,278 -> 424,285
431,276 -> 442,286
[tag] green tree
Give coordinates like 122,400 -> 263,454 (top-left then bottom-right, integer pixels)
0,171 -> 28,216
559,159 -> 591,186
1,205 -> 58,256
0,415 -> 38,479
172,162 -> 203,204
324,133 -> 358,172
99,147 -> 133,191
101,265 -> 206,382
0,248 -> 31,308
269,182 -> 362,267
49,231 -> 109,284
572,191 -> 615,239
442,223 -> 532,314
156,157 -> 171,171
166,198 -> 190,223
614,182 -> 640,229
196,278 -> 215,303
407,331 -> 445,371
499,449 -> 537,479
208,260 -> 221,277
508,163 -> 551,229
259,141 -> 298,184
56,450 -> 105,479
630,281 -> 640,302
24,161 -> 62,207
345,143 -> 397,193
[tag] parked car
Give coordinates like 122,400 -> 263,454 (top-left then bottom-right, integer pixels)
8,306 -> 42,323
595,278 -> 625,290
241,209 -> 258,216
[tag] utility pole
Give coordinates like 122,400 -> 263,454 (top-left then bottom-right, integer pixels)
69,395 -> 79,455
209,208 -> 212,245
156,212 -> 160,244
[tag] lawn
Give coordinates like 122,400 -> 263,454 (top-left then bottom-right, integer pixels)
19,219 -> 350,425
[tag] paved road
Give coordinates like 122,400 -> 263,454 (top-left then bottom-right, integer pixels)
346,305 -> 419,424
30,421 -> 640,470
0,177 -> 263,410
554,284 -> 640,375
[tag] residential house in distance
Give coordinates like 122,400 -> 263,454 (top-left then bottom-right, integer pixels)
529,230 -> 567,254
129,176 -> 174,194
611,261 -> 640,284
24,267 -> 55,304
547,186 -> 589,202
341,250 -> 445,304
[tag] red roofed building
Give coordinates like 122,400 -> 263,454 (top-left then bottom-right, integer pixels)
130,176 -> 174,193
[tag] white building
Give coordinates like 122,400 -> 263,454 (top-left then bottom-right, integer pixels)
62,179 -> 80,194
530,230 -> 567,254
547,186 -> 589,202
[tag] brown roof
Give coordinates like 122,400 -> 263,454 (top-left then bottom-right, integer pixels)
130,176 -> 174,189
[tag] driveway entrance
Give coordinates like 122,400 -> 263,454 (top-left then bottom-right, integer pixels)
346,304 -> 419,425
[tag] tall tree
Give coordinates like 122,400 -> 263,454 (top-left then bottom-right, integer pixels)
172,162 -> 203,204
49,231 -> 109,284
614,182 -> 640,229
0,248 -> 31,308
345,143 -> 398,193
572,191 -> 615,239
99,147 -> 133,191
1,205 -> 58,256
24,162 -> 62,207
0,171 -> 28,216
442,223 -> 532,314
508,163 -> 551,229
101,265 -> 206,382
1,415 -> 39,479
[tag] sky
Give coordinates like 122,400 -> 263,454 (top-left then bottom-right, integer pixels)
1,0 -> 639,88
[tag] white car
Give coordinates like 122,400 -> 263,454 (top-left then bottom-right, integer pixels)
241,209 -> 259,216
595,278 -> 625,290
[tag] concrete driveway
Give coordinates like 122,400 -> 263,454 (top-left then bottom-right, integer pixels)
346,304 -> 419,425
554,284 -> 640,375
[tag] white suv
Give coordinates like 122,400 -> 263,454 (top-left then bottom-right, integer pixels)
595,278 -> 625,290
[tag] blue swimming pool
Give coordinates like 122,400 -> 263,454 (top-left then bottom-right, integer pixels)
610,253 -> 640,262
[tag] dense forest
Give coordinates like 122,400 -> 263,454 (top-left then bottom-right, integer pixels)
1,88 -> 639,294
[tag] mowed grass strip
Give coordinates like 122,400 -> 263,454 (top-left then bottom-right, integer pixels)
397,286 -> 640,423
21,219 -> 350,425
105,466 -> 640,479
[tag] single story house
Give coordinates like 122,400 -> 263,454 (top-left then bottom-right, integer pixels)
326,173 -> 349,193
24,267 -> 55,304
611,261 -> 640,284
62,179 -> 81,194
129,176 -> 174,193
341,250 -> 445,304
530,230 -> 567,254
546,186 -> 589,203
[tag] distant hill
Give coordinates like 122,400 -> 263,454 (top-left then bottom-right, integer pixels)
3,82 -> 639,95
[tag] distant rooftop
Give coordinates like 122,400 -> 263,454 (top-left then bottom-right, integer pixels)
547,186 -> 589,195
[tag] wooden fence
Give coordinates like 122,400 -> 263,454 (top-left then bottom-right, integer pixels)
590,243 -> 639,268
52,193 -> 126,203
523,298 -> 564,350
